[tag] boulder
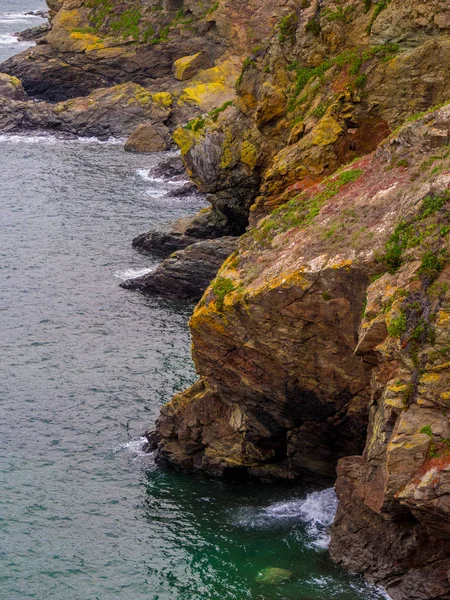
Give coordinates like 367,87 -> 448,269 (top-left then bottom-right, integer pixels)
124,123 -> 170,153
0,74 -> 27,101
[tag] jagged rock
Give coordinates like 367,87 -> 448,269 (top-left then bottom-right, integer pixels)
0,81 -> 170,138
0,74 -> 27,101
147,155 -> 186,181
124,123 -> 170,153
174,1 -> 450,233
16,23 -> 51,42
151,102 -> 450,597
132,208 -> 239,257
121,237 -> 238,300
0,0 -> 288,108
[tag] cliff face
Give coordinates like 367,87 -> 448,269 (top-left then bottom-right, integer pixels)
175,0 -> 450,233
152,101 -> 450,596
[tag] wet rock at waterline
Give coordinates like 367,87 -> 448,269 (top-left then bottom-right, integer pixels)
15,22 -> 50,42
121,237 -> 238,301
255,567 -> 294,585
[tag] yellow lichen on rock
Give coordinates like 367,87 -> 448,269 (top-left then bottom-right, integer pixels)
70,31 -> 105,52
172,126 -> 203,156
240,140 -> 258,170
151,92 -> 173,107
173,53 -> 204,81
311,112 -> 343,147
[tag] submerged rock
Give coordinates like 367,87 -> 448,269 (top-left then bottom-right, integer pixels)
255,567 -> 294,585
122,237 -> 238,301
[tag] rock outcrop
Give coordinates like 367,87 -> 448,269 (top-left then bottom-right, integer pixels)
151,102 -> 450,597
174,0 -> 450,233
121,237 -> 238,300
0,81 -> 171,138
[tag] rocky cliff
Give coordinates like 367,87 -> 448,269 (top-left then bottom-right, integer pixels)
145,2 -> 450,598
152,97 -> 450,600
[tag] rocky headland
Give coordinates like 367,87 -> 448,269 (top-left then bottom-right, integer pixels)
4,1 -> 450,598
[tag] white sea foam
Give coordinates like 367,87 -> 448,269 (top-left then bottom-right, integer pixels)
0,12 -> 45,22
234,487 -> 338,549
114,267 -> 154,280
136,168 -> 189,186
0,133 -> 124,145
120,437 -> 149,457
0,32 -> 30,45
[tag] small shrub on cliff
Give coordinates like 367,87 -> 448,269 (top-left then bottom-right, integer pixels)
278,12 -> 298,43
380,191 -> 450,275
212,277 -> 235,311
110,9 -> 142,40
305,17 -> 321,36
208,101 -> 233,122
366,0 -> 392,34
388,312 -> 407,338
206,2 -> 219,15
421,425 -> 433,436
86,0 -> 114,29
255,168 -> 363,240
419,251 -> 446,283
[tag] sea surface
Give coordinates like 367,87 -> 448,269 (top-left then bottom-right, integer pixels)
0,4 -> 390,600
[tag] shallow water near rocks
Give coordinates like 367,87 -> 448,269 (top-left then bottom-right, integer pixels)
1,5 -> 390,600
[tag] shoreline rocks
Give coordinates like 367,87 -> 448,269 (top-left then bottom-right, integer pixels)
121,237 -> 238,301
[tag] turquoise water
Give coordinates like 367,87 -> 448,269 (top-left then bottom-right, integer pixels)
0,5 -> 390,599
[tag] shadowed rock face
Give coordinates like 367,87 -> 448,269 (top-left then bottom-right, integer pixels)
151,103 -> 450,597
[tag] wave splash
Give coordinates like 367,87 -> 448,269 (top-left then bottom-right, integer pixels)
0,133 -> 124,145
120,437 -> 149,457
114,267 -> 155,281
234,487 -> 338,549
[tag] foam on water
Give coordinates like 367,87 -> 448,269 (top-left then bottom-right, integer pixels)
136,168 -> 189,186
0,133 -> 124,145
234,487 -> 338,548
120,437 -> 150,458
114,267 -> 155,280
0,11 -> 44,21
0,32 -> 31,44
